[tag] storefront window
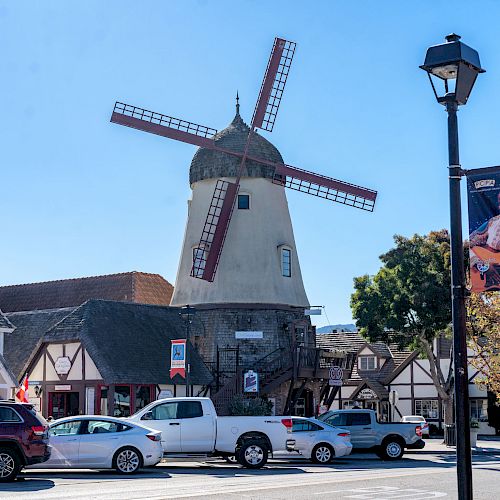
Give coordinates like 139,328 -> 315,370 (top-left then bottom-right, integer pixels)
470,400 -> 488,421
113,386 -> 131,417
135,386 -> 152,412
415,399 -> 439,419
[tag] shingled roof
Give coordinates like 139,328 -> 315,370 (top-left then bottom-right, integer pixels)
190,109 -> 284,184
0,309 -> 15,332
24,300 -> 212,386
4,307 -> 75,379
316,331 -> 416,386
0,272 -> 173,313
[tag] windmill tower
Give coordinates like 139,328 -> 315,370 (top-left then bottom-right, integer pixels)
171,98 -> 308,307
110,38 -> 376,414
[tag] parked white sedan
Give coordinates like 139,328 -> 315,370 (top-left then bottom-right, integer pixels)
286,417 -> 352,464
29,416 -> 162,473
401,415 -> 430,437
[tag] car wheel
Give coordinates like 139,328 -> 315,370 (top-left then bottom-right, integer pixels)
311,443 -> 334,464
0,448 -> 21,482
380,438 -> 405,460
236,440 -> 268,469
113,447 -> 143,474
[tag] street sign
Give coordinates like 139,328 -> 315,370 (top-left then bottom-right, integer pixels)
329,365 -> 343,387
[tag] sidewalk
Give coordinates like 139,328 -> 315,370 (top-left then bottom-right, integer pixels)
406,437 -> 500,456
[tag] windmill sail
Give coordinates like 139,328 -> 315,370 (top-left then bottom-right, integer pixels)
111,102 -> 217,149
191,180 -> 239,282
273,163 -> 377,212
252,38 -> 296,132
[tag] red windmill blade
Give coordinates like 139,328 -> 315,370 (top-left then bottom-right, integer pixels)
110,102 -> 218,149
272,163 -> 378,212
252,37 -> 296,132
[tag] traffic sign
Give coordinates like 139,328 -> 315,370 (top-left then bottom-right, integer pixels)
329,365 -> 343,386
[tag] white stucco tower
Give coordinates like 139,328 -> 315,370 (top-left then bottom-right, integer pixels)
171,106 -> 309,308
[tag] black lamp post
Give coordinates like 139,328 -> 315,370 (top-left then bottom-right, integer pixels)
420,34 -> 485,500
180,305 -> 196,396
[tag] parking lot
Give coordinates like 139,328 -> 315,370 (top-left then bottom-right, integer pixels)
1,450 -> 500,500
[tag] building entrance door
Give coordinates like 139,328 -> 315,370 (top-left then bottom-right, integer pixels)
49,392 -> 80,419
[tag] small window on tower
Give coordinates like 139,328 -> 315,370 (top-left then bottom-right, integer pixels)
238,194 -> 250,210
281,248 -> 292,277
192,247 -> 206,278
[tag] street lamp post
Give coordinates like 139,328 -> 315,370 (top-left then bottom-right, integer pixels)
420,34 -> 485,500
180,305 -> 196,397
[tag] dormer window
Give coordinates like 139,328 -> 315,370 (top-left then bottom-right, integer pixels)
359,356 -> 377,370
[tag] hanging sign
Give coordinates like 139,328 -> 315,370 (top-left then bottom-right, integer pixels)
358,388 -> 377,400
170,339 -> 186,379
467,171 -> 500,292
243,370 -> 259,393
55,356 -> 72,375
329,366 -> 343,387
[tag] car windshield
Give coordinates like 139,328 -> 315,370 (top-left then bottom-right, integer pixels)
25,404 -> 48,425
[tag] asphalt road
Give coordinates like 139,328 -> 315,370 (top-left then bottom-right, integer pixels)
1,452 -> 499,500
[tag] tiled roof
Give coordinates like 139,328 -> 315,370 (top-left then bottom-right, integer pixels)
0,272 -> 173,313
0,352 -> 18,387
0,309 -> 15,331
33,300 -> 212,386
316,331 -> 415,385
4,307 -> 75,379
190,111 -> 284,184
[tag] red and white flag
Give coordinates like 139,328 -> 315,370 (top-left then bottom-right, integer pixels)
16,376 -> 29,403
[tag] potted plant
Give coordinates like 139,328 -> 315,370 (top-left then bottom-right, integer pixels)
470,418 -> 480,447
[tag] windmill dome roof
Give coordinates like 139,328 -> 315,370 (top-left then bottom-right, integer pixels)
189,110 -> 283,184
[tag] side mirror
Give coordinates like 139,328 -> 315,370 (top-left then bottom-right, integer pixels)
141,411 -> 154,421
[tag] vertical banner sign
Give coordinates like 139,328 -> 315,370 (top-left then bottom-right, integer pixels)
467,171 -> 500,292
170,339 -> 186,379
243,370 -> 259,393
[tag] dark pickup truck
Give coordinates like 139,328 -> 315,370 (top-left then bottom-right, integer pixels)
0,401 -> 50,481
318,409 -> 425,460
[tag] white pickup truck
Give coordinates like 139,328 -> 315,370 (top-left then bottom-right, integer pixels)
128,397 -> 293,468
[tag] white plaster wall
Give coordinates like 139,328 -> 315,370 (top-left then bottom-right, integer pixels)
171,177 -> 309,307
390,385 -> 411,398
412,362 -> 433,383
47,344 -> 63,359
30,357 -> 44,382
395,400 -> 412,416
65,343 -> 80,359
359,347 -> 374,356
339,386 -> 356,399
67,353 -> 83,380
84,351 -> 102,380
413,385 -> 438,398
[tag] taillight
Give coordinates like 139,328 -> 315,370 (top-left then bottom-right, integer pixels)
281,418 -> 293,432
146,434 -> 161,442
338,432 -> 350,438
31,425 -> 47,436
415,426 -> 422,437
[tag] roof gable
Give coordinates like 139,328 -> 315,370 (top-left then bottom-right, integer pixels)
39,300 -> 212,386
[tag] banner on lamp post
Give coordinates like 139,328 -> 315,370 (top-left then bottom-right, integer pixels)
170,339 -> 186,379
467,171 -> 500,292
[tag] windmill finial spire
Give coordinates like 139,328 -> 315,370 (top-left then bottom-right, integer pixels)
236,91 -> 240,116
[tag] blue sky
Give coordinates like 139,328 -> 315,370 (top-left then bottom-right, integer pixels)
1,1 -> 499,325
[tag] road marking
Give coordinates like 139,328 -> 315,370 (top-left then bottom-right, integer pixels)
343,486 -> 447,499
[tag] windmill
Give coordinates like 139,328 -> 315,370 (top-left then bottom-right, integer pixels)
111,37 -> 377,286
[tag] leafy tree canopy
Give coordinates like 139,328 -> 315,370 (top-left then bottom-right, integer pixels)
351,230 -> 452,347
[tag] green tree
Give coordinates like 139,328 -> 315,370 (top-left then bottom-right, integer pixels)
467,293 -> 500,403
351,230 -> 454,422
